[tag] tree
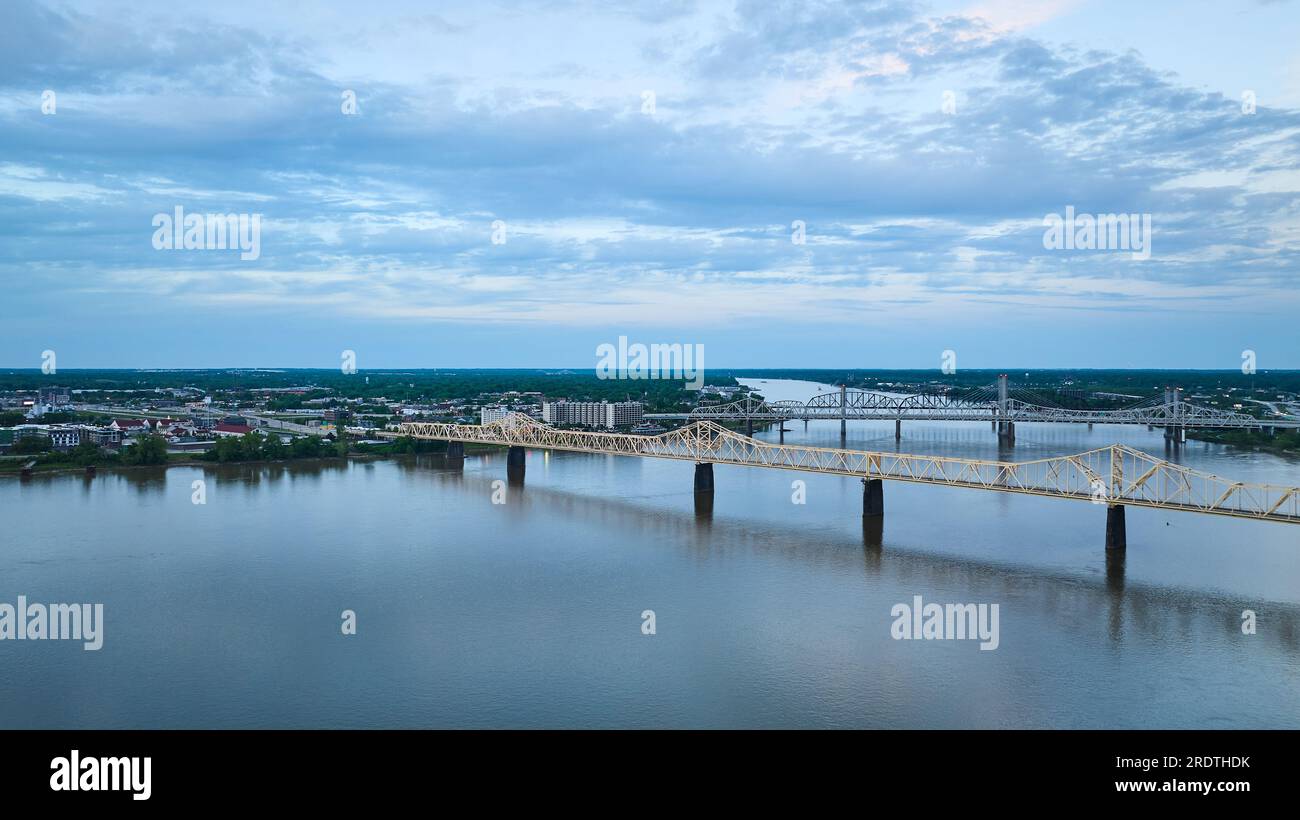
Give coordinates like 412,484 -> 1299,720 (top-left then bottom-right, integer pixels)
12,435 -> 51,454
122,434 -> 168,465
70,441 -> 103,466
261,435 -> 286,461
239,431 -> 263,460
290,435 -> 325,459
207,436 -> 245,462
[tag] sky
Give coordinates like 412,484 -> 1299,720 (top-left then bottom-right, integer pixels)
1,0 -> 1298,369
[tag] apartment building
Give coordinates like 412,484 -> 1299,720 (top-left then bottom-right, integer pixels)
541,401 -> 643,429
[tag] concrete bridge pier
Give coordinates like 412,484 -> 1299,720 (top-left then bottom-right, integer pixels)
446,440 -> 464,461
1105,504 -> 1126,551
693,462 -> 715,494
997,421 -> 1015,444
506,446 -> 526,483
895,419 -> 902,440
862,478 -> 884,517
745,417 -> 753,436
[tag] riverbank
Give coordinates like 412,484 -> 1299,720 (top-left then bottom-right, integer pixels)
1187,427 -> 1300,456
0,442 -> 503,477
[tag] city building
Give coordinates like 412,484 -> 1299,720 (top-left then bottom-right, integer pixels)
212,423 -> 255,437
86,427 -> 122,448
110,419 -> 152,435
481,406 -> 512,424
11,425 -> 51,444
39,387 -> 71,407
48,427 -> 82,450
541,401 -> 643,428
606,401 -> 644,428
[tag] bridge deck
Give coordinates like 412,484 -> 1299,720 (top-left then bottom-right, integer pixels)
649,386 -> 1300,428
390,414 -> 1300,524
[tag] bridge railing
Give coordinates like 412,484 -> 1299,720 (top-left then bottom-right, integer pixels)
646,388 -> 1291,427
393,414 -> 1300,523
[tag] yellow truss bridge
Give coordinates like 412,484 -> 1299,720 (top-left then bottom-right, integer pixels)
388,413 -> 1300,550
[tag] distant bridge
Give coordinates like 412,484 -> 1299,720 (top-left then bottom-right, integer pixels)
387,413 -> 1300,550
645,376 -> 1298,442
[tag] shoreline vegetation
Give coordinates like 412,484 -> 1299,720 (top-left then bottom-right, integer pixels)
7,427 -> 1300,478
0,435 -> 508,476
4,371 -> 1299,473
1186,428 -> 1300,455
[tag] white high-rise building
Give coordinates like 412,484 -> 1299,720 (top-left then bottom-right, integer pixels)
605,401 -> 644,428
541,401 -> 643,428
481,406 -> 512,425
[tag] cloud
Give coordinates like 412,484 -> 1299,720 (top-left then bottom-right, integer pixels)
1,0 -> 1298,365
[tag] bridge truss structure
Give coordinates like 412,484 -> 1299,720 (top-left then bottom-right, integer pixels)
646,379 -> 1300,430
392,414 -> 1300,524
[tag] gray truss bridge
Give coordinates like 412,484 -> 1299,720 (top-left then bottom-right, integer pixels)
646,376 -> 1297,443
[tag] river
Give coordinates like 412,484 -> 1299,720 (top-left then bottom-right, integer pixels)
2,378 -> 1298,728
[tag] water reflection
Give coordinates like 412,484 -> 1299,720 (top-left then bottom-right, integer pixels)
119,467 -> 168,496
5,401 -> 1299,728
693,492 -> 714,522
387,453 -> 1299,656
1106,549 -> 1126,641
862,516 -> 884,551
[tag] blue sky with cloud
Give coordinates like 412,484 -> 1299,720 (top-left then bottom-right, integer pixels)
2,0 -> 1298,368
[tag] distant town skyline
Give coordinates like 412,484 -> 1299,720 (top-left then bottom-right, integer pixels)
3,0 -> 1299,367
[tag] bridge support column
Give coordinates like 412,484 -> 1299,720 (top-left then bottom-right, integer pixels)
895,419 -> 901,440
693,462 -> 714,494
506,446 -> 526,483
778,426 -> 785,443
745,417 -> 753,436
862,478 -> 884,517
840,384 -> 847,441
1105,504 -> 1126,551
446,441 -> 464,460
